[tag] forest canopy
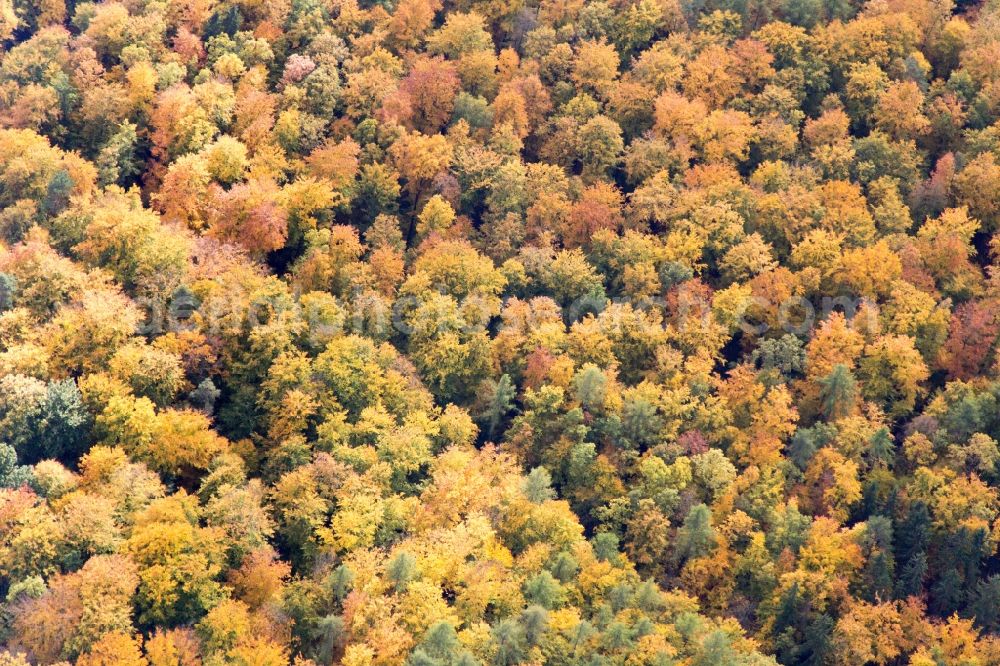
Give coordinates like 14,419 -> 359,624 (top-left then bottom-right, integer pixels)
3,0 -> 1000,664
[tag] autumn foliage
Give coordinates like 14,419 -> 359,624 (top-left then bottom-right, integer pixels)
5,0 -> 1000,664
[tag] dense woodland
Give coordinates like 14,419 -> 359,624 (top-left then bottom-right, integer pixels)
4,0 -> 1000,663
